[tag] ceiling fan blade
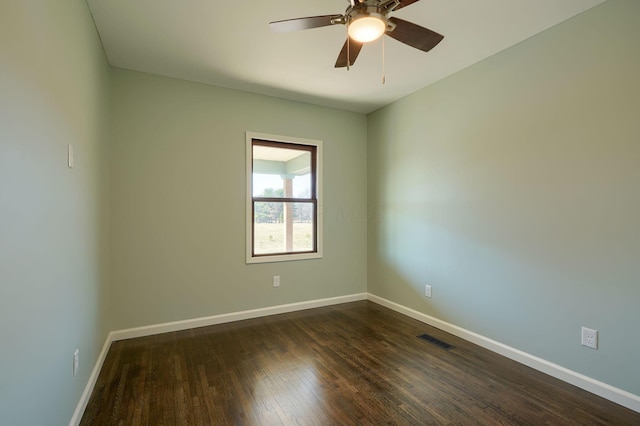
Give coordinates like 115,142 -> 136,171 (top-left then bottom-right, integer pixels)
269,15 -> 343,32
386,18 -> 444,53
335,38 -> 364,68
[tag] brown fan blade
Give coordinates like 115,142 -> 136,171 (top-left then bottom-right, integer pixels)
269,15 -> 343,32
386,17 -> 444,53
334,38 -> 364,68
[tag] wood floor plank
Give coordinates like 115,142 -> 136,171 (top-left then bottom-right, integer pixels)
81,301 -> 640,425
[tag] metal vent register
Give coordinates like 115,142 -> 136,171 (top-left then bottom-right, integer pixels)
417,333 -> 454,350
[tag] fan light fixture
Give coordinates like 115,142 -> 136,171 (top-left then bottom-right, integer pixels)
348,15 -> 386,43
269,0 -> 445,69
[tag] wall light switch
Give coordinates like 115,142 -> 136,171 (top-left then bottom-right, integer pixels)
68,144 -> 74,168
425,285 -> 432,298
73,349 -> 79,376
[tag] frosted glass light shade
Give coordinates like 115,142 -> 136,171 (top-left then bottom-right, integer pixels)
348,16 -> 386,43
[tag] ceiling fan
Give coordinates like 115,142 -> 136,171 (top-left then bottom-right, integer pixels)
269,0 -> 444,68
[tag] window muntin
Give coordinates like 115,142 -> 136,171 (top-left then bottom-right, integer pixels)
246,133 -> 322,263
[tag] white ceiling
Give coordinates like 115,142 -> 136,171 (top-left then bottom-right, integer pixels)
87,0 -> 606,114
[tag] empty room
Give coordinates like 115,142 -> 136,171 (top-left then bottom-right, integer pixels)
1,0 -> 639,424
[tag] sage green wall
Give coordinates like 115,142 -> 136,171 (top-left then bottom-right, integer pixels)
367,0 -> 640,396
0,1 -> 111,425
109,69 -> 367,330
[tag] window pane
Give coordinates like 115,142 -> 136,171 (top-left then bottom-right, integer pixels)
254,202 -> 314,255
253,145 -> 311,199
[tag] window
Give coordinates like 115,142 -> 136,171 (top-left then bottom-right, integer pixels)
246,132 -> 323,263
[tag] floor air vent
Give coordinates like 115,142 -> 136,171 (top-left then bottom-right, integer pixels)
417,333 -> 454,350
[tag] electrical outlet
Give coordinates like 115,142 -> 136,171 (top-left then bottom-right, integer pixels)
581,327 -> 598,349
273,276 -> 280,287
73,349 -> 79,376
425,285 -> 432,298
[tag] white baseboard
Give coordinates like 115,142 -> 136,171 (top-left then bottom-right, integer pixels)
70,292 -> 367,425
366,293 -> 640,413
110,293 -> 368,341
69,333 -> 114,426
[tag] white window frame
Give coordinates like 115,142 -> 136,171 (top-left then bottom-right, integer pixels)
246,131 -> 323,264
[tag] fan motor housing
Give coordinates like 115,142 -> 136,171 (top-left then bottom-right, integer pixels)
352,10 -> 385,24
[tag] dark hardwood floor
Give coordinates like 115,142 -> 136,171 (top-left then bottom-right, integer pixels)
81,301 -> 640,425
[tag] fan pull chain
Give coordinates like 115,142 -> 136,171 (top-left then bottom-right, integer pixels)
382,35 -> 386,84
